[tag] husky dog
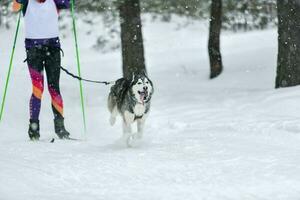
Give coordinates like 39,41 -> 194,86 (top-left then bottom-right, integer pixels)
108,74 -> 154,147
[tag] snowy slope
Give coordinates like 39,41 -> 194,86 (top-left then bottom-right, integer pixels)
1,15 -> 300,200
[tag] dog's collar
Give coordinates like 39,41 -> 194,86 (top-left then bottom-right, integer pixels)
134,115 -> 144,120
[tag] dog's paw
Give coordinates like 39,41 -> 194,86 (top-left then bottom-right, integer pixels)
121,134 -> 133,148
109,116 -> 116,126
126,135 -> 134,148
126,133 -> 142,148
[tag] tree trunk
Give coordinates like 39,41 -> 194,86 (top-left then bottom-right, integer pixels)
119,0 -> 146,79
276,0 -> 300,88
208,0 -> 223,79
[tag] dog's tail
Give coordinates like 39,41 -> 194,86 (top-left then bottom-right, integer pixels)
107,93 -> 116,113
108,93 -> 118,126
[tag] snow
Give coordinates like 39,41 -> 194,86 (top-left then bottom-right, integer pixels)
1,16 -> 300,200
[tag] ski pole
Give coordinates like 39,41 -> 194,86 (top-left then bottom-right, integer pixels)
0,10 -> 22,122
70,0 -> 87,133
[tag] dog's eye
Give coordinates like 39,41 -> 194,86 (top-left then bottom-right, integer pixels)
146,81 -> 149,84
138,82 -> 142,85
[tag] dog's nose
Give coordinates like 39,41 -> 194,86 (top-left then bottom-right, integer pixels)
143,86 -> 148,90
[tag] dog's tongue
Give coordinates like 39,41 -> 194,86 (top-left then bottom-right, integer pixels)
140,93 -> 145,103
139,90 -> 149,104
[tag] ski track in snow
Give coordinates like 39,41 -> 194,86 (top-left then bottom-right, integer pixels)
1,16 -> 300,200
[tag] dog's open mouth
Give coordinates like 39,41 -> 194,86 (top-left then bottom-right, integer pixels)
138,90 -> 148,102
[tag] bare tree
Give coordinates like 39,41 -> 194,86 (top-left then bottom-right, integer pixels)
208,0 -> 223,79
119,0 -> 146,79
276,0 -> 300,88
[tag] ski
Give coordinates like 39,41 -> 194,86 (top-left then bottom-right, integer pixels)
48,137 -> 82,143
29,137 -> 82,143
64,137 -> 82,141
29,138 -> 55,143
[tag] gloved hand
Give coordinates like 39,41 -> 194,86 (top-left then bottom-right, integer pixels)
12,0 -> 22,12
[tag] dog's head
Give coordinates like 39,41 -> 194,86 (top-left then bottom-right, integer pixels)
129,73 -> 154,104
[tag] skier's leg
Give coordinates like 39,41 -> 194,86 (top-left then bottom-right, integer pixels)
44,47 -> 63,119
44,47 -> 69,138
26,47 -> 45,140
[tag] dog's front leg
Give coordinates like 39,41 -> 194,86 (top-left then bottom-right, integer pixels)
136,116 -> 147,139
122,111 -> 135,147
123,121 -> 133,147
122,120 -> 132,135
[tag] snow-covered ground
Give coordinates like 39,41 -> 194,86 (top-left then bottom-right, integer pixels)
1,15 -> 300,200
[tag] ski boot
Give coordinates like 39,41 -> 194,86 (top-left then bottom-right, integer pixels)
28,119 -> 40,140
54,118 -> 70,139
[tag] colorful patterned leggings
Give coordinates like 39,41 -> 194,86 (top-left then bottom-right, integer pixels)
26,46 -> 64,120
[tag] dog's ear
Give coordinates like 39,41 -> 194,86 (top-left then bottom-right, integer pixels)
149,78 -> 154,95
127,72 -> 135,87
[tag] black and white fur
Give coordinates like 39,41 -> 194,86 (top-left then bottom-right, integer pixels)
108,74 -> 154,147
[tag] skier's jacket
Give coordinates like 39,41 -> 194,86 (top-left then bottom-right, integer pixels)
16,0 -> 70,49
